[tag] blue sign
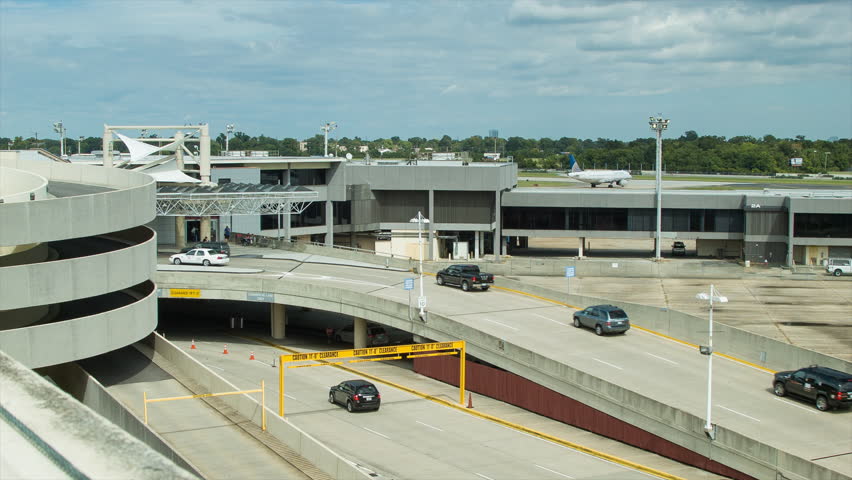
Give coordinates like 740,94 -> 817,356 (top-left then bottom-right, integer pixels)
247,292 -> 274,302
404,278 -> 415,290
565,266 -> 576,278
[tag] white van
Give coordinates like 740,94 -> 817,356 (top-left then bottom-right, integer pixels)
826,258 -> 852,276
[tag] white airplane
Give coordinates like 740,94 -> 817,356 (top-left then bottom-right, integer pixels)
567,154 -> 631,187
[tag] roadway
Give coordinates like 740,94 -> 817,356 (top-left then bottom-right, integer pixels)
158,253 -> 852,477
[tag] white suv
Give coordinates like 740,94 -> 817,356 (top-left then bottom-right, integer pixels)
826,258 -> 852,276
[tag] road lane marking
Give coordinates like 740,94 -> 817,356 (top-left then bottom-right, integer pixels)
362,427 -> 390,439
240,335 -> 687,480
416,420 -> 444,432
718,405 -> 761,422
773,397 -> 818,413
208,365 -> 225,371
535,464 -> 575,478
593,358 -> 623,370
284,394 -> 298,400
475,473 -> 495,480
645,353 -> 679,365
481,318 -> 519,331
533,313 -> 567,325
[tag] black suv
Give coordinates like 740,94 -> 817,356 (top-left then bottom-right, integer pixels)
181,242 -> 230,256
329,379 -> 381,412
773,365 -> 852,411
672,241 -> 686,256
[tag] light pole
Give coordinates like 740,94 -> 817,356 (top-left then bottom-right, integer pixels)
77,136 -> 84,154
321,122 -> 337,157
696,285 -> 728,440
649,115 -> 669,260
409,211 -> 430,316
823,152 -> 830,172
53,121 -> 66,157
225,124 -> 235,152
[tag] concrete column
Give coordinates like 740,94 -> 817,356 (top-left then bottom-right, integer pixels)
578,236 -> 585,257
428,189 -> 434,260
353,317 -> 367,349
102,127 -> 113,167
200,124 -> 211,184
326,200 -> 334,246
200,217 -> 211,242
175,131 -> 184,170
786,197 -> 795,268
493,190 -> 502,261
175,216 -> 186,249
271,303 -> 286,339
474,231 -> 480,259
282,212 -> 291,241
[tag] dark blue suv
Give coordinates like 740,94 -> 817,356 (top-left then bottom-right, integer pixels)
573,305 -> 630,335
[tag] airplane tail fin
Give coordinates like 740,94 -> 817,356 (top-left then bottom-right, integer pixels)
569,154 -> 583,173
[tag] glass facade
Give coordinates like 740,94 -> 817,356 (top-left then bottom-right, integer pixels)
795,213 -> 852,238
502,207 -> 743,233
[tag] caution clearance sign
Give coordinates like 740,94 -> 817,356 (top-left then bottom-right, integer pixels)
282,341 -> 461,363
169,288 -> 201,298
279,340 -> 466,417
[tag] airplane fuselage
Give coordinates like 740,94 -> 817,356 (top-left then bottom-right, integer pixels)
568,169 -> 631,187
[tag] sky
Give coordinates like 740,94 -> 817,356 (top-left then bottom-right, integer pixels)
1,0 -> 850,142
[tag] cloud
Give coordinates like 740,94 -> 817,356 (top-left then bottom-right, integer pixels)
440,84 -> 459,95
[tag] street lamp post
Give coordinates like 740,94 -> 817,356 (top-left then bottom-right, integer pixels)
696,285 -> 728,440
53,121 -> 66,158
649,116 -> 669,260
225,124 -> 235,152
77,136 -> 84,154
409,211 -> 430,317
823,152 -> 831,172
321,122 -> 337,157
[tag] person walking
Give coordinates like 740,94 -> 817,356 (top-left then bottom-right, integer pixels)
325,327 -> 334,344
224,225 -> 231,242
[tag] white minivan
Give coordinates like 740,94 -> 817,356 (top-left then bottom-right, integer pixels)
826,258 -> 852,276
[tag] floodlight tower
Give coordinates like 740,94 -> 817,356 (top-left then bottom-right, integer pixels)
649,115 -> 669,260
53,121 -> 66,157
225,124 -> 235,152
321,122 -> 337,157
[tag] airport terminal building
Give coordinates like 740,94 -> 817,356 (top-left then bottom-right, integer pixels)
148,152 -> 852,267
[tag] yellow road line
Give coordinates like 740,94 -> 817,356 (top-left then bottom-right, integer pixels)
238,334 -> 685,480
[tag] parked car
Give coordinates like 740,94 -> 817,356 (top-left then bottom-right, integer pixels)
435,264 -> 494,291
825,258 -> 852,276
169,248 -> 230,266
672,241 -> 686,256
573,305 -> 630,335
329,379 -> 381,412
180,241 -> 230,256
773,365 -> 852,411
334,324 -> 390,346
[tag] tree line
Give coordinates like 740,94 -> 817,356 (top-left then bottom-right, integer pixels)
3,130 -> 849,175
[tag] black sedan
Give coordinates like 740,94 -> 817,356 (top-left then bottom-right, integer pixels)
329,379 -> 381,412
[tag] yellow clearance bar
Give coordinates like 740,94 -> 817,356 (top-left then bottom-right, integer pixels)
169,288 -> 201,298
280,340 -> 463,364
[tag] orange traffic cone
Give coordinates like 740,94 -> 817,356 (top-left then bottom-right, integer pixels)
190,339 -> 197,350
467,393 -> 474,409
249,351 -> 255,360
223,344 -> 229,354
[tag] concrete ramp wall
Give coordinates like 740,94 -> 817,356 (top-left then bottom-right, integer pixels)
145,332 -> 372,480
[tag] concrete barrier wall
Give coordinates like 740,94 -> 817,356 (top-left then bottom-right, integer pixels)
39,362 -> 202,477
0,283 -> 158,368
0,226 -> 157,310
0,166 -> 48,202
0,351 -> 197,480
155,273 -> 848,480
276,240 -> 415,271
0,159 -> 156,246
147,332 -> 372,480
493,277 -> 852,373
